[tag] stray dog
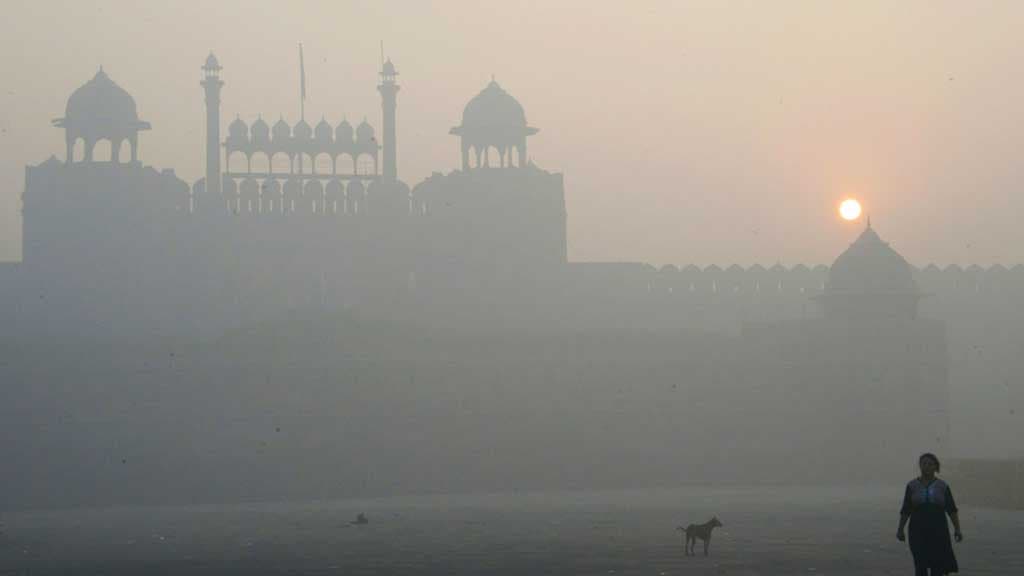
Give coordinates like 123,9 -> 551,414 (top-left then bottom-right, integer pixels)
677,516 -> 722,556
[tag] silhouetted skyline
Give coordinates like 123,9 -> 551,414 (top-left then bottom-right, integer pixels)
3,6 -> 1023,576
3,1 -> 1024,266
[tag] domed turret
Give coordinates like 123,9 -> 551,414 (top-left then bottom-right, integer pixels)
54,68 -> 151,164
293,119 -> 312,141
459,80 -> 528,128
335,119 -> 354,146
450,79 -> 537,169
828,223 -> 916,294
204,53 -> 221,73
251,116 -> 270,147
227,115 -> 249,145
356,119 -> 375,145
378,57 -> 400,181
819,221 -> 922,320
201,53 -> 225,194
63,69 -> 144,129
272,117 -> 291,143
315,117 -> 333,144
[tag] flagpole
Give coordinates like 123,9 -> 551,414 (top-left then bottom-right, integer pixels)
299,42 -> 306,123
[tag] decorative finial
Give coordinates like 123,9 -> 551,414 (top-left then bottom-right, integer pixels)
866,215 -> 872,229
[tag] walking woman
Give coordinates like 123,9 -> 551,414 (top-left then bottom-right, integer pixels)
898,453 -> 963,575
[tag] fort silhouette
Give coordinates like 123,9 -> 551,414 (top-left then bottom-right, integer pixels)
0,52 -> 1020,502
5,54 -> 1017,336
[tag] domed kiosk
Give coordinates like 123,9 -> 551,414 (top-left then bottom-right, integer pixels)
53,68 -> 151,164
818,220 -> 922,320
450,80 -> 538,169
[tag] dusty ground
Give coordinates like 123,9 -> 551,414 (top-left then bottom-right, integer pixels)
1,486 -> 1020,575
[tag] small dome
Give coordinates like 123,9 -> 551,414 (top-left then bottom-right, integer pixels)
63,68 -> 145,130
827,224 -> 917,293
251,116 -> 270,145
382,58 -> 397,76
356,119 -> 375,143
204,53 -> 221,71
272,117 -> 291,141
335,119 -> 354,144
293,119 -> 312,140
460,80 -> 526,128
227,115 -> 248,142
315,118 -> 332,143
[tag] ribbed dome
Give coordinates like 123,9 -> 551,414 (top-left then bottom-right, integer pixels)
460,80 -> 526,128
356,119 -> 375,143
314,118 -> 332,143
204,53 -> 221,71
227,115 -> 248,141
251,116 -> 270,145
64,69 -> 142,127
272,117 -> 291,141
293,119 -> 312,140
827,224 -> 917,294
335,119 -> 354,144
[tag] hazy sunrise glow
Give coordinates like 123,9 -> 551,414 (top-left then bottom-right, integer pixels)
840,199 -> 863,221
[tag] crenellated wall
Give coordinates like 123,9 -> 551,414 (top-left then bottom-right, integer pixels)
18,154 -> 1024,339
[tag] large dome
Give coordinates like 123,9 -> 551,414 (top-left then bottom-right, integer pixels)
827,223 -> 917,294
450,79 -> 538,169
460,80 -> 527,128
64,68 -> 142,127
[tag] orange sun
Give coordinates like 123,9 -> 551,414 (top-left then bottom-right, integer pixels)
839,199 -> 862,221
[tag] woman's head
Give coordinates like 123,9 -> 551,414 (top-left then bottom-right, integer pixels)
919,453 -> 941,475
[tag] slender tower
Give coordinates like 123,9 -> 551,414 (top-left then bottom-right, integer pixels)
378,56 -> 399,181
201,53 -> 223,195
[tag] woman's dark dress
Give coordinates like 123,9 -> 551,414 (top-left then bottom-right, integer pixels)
901,477 -> 959,574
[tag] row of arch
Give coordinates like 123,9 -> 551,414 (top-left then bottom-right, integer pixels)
65,136 -> 139,164
217,177 -> 417,215
226,150 -> 378,176
461,143 -> 527,169
226,117 -> 375,147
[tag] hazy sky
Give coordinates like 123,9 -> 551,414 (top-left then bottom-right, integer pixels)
2,0 -> 1023,266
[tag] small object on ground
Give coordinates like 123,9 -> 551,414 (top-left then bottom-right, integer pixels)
351,513 -> 369,525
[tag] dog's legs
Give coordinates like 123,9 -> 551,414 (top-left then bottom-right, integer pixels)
703,536 -> 710,556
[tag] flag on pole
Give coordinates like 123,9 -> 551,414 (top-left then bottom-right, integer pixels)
299,43 -> 306,120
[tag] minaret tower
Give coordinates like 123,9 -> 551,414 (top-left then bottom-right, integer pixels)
378,56 -> 399,181
201,52 -> 223,195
